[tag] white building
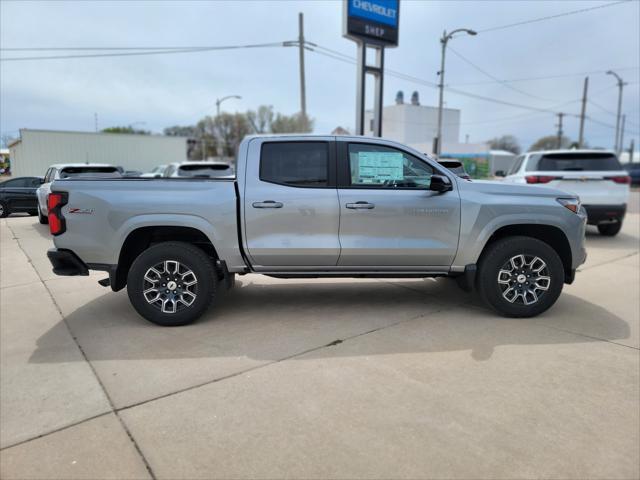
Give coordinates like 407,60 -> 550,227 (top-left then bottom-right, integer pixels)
8,129 -> 188,177
364,91 -> 460,148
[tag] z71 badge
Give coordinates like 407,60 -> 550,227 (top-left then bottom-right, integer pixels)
67,207 -> 94,215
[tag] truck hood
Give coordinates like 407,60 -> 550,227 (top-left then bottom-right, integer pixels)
460,179 -> 573,199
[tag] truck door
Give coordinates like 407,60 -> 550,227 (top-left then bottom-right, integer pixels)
243,138 -> 340,268
336,140 -> 461,267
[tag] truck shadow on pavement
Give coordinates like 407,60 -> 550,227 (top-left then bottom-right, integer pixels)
29,277 -> 631,365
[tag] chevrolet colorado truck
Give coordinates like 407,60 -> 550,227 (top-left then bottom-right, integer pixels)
46,135 -> 587,326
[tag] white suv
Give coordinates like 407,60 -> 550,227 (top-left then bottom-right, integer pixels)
37,164 -> 120,224
502,150 -> 630,236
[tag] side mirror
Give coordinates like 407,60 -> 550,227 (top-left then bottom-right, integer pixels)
429,174 -> 452,193
39,178 -> 45,184
495,170 -> 506,177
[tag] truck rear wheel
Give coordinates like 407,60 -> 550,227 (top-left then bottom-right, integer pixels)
127,242 -> 218,326
477,236 -> 564,318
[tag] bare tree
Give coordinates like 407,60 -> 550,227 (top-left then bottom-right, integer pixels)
487,135 -> 521,154
529,135 -> 572,151
246,105 -> 274,133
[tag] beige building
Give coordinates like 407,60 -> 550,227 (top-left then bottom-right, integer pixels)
8,129 -> 188,177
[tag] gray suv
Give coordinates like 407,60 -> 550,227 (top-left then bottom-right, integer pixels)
45,135 -> 587,325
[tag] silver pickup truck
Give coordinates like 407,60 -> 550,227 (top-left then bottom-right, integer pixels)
46,135 -> 587,326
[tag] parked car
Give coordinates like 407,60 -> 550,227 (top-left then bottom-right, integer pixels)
141,165 -> 168,178
623,163 -> 640,186
0,176 -> 43,218
46,135 -> 586,326
438,159 -> 471,180
37,164 -> 121,224
163,161 -> 234,179
502,150 -> 630,236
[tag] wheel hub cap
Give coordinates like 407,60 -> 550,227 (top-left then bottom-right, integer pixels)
497,254 -> 551,306
142,260 -> 198,314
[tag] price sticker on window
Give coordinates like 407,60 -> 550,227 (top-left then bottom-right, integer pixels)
355,151 -> 404,184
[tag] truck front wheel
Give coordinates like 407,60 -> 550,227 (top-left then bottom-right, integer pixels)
477,236 -> 564,318
127,241 -> 218,326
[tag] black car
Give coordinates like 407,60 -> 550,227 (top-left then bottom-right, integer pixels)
624,163 -> 640,186
0,176 -> 43,218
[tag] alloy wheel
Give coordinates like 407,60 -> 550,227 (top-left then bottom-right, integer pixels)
497,254 -> 551,306
142,260 -> 198,314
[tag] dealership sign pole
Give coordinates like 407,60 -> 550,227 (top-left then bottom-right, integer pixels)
343,0 -> 399,137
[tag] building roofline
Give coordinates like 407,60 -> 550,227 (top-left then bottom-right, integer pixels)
18,128 -> 190,139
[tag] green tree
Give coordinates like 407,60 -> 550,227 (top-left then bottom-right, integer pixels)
101,126 -> 150,135
487,135 -> 521,154
529,135 -> 572,151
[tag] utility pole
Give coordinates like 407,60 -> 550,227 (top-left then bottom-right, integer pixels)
578,76 -> 588,147
556,112 -> 565,149
607,70 -> 626,153
619,114 -> 625,156
434,28 -> 477,157
298,12 -> 307,119
629,139 -> 635,163
94,113 -> 98,132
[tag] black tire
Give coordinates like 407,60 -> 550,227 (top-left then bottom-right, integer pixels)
0,201 -> 8,218
38,207 -> 48,224
597,222 -> 622,236
127,241 -> 218,326
477,236 -> 564,318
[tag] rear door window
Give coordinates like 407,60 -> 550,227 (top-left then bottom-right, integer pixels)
260,142 -> 329,187
526,153 -> 622,172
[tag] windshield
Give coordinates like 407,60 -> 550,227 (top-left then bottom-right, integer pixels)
526,153 -> 622,172
177,164 -> 232,178
59,166 -> 120,178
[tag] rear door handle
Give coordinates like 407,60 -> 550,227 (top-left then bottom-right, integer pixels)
252,201 -> 283,209
346,201 -> 375,209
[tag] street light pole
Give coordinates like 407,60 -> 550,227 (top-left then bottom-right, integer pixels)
216,95 -> 242,117
435,28 -> 477,157
606,70 -> 626,154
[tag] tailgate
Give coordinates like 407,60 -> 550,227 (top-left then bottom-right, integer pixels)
545,171 -> 630,205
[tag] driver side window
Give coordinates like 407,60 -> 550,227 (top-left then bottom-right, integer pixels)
348,143 -> 433,188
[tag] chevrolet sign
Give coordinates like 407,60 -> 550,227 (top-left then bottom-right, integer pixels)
343,0 -> 400,47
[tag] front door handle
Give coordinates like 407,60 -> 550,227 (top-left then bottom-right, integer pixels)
346,201 -> 375,209
252,200 -> 283,209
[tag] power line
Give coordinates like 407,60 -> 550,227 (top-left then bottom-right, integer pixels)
309,44 -> 581,116
477,0 -> 631,34
589,99 -> 618,117
586,116 -> 640,136
450,66 -> 639,86
0,42 -> 288,62
447,46 -> 558,102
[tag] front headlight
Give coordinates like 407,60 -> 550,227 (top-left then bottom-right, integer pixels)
557,197 -> 581,213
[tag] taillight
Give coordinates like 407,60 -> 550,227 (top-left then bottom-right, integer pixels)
525,175 -> 558,184
607,175 -> 631,184
47,192 -> 68,236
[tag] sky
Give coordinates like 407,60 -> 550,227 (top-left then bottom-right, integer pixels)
1,0 -> 639,152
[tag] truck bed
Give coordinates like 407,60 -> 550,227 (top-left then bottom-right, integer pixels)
50,178 -> 245,270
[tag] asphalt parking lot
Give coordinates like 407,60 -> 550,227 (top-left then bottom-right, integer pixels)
1,193 -> 639,479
